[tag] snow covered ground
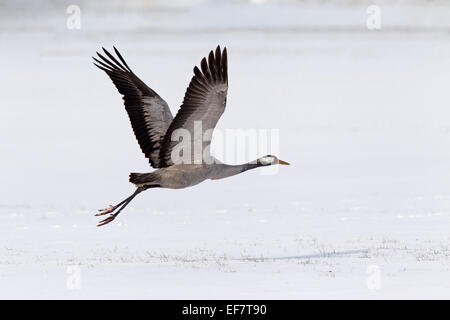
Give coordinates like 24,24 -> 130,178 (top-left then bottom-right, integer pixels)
0,0 -> 449,299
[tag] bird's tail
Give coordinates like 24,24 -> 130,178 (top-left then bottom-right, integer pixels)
129,172 -> 157,186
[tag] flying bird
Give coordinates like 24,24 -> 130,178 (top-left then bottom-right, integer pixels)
93,46 -> 290,226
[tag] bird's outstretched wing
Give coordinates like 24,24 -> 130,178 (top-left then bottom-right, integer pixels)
93,47 -> 173,168
160,46 -> 228,166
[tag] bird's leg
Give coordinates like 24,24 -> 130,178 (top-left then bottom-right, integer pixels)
96,186 -> 158,227
96,193 -> 136,216
96,198 -> 129,216
97,197 -> 134,227
96,187 -> 144,227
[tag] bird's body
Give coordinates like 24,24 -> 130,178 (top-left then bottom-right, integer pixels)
129,161 -> 257,189
131,164 -> 218,189
93,45 -> 289,226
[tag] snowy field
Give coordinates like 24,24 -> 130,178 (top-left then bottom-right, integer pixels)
0,0 -> 450,299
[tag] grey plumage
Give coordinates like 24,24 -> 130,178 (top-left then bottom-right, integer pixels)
93,47 -> 173,168
160,46 -> 228,166
93,46 -> 289,227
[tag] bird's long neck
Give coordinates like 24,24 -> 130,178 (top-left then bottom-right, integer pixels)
210,162 -> 260,180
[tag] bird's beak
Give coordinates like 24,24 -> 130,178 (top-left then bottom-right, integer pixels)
278,159 -> 290,165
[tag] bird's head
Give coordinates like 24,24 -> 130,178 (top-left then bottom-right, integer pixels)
256,155 -> 290,166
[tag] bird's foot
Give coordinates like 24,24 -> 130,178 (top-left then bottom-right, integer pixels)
97,213 -> 117,227
95,205 -> 116,216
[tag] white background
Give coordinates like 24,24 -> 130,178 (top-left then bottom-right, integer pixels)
0,0 -> 449,299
